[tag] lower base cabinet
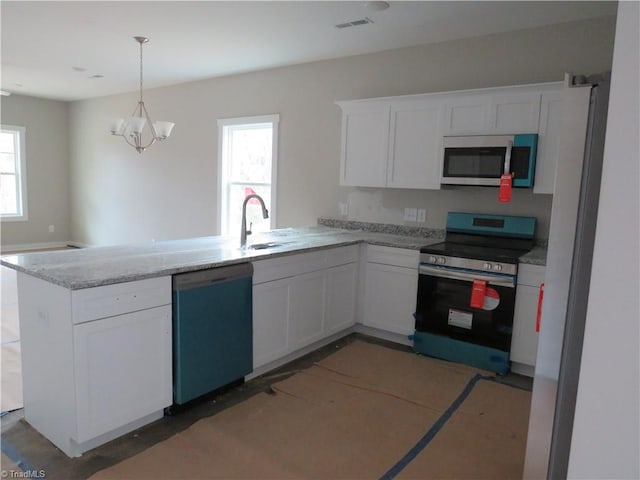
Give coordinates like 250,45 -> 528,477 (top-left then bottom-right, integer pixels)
361,246 -> 419,336
252,246 -> 358,370
74,306 -> 172,442
17,274 -> 172,457
511,263 -> 546,371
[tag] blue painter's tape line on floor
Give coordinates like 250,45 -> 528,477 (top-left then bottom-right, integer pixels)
1,438 -> 34,473
379,373 -> 493,480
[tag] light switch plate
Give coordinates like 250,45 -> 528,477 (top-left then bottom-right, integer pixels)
404,208 -> 417,222
417,209 -> 426,223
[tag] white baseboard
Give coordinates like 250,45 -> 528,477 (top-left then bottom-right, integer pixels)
353,323 -> 414,347
0,241 -> 75,254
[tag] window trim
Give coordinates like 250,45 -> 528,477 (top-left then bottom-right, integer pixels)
217,114 -> 279,236
0,125 -> 28,222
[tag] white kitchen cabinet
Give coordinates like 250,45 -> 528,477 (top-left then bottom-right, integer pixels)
387,102 -> 443,189
489,93 -> 542,133
339,82 -> 563,190
289,270 -> 326,350
442,95 -> 490,134
361,246 -> 419,336
325,263 -> 358,335
338,99 -> 443,190
339,105 -> 390,187
253,277 -> 291,367
252,245 -> 359,370
443,92 -> 541,135
74,306 -> 172,442
16,273 -> 172,457
511,263 -> 546,375
534,91 -> 564,194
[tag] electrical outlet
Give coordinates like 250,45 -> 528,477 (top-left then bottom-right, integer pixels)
417,209 -> 426,223
339,202 -> 349,216
48,224 -> 55,233
404,208 -> 417,222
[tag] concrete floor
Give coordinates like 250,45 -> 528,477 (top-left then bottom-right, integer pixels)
0,333 -> 532,479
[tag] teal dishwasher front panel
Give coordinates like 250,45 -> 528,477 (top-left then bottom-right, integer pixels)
172,274 -> 253,405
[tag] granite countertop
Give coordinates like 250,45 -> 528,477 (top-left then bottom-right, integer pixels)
0,226 -> 443,290
1,222 -> 546,290
518,246 -> 547,266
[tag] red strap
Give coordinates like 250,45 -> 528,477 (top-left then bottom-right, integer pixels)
536,283 -> 545,333
470,279 -> 487,308
499,174 -> 512,203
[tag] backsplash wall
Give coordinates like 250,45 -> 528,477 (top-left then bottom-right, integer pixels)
341,187 -> 553,240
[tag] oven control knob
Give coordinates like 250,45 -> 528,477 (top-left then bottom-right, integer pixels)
438,257 -> 446,264
483,263 -> 492,270
429,256 -> 437,263
494,264 -> 503,272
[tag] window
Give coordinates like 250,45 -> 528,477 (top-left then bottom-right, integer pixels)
218,115 -> 278,236
0,125 -> 27,221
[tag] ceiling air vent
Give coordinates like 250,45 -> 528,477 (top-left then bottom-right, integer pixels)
335,17 -> 374,29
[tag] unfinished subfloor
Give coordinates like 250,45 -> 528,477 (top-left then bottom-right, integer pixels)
1,333 -> 532,479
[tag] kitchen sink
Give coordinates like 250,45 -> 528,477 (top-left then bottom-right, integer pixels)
248,242 -> 287,250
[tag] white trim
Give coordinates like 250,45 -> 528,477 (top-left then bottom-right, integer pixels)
0,125 -> 28,221
217,114 -> 280,127
217,114 -> 280,236
0,241 -> 73,254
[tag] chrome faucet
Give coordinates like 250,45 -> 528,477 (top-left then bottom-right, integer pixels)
240,194 -> 269,248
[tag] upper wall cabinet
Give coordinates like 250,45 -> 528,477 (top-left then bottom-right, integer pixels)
338,82 -> 563,192
338,98 -> 444,189
442,92 -> 541,135
339,104 -> 390,187
387,100 -> 443,189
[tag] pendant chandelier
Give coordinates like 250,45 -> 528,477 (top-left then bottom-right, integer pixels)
110,36 -> 175,153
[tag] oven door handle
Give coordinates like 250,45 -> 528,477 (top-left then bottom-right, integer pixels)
419,264 -> 516,289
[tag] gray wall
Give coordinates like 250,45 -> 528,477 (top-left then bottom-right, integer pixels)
0,94 -> 70,248
69,16 -> 616,246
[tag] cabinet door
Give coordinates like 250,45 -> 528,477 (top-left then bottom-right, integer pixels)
253,278 -> 290,369
510,284 -> 542,366
340,106 -> 390,187
443,96 -> 490,134
534,92 -> 564,194
362,263 -> 418,336
289,270 -> 326,350
489,93 -> 541,133
387,103 -> 443,189
73,306 -> 172,442
325,263 -> 357,335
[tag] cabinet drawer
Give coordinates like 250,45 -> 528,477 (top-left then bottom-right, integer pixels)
253,246 -> 359,284
366,245 -> 419,269
517,264 -> 546,287
72,276 -> 171,324
253,250 -> 327,284
324,245 -> 359,269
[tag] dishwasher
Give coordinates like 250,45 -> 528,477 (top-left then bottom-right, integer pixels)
172,263 -> 253,406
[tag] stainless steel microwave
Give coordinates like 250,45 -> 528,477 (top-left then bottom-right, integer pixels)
441,134 -> 538,187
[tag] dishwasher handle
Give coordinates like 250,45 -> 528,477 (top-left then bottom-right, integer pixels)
173,263 -> 253,290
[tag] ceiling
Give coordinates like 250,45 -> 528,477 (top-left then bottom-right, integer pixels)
1,1 -> 617,102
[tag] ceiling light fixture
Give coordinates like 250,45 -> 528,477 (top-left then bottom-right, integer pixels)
365,1 -> 390,11
110,36 -> 174,153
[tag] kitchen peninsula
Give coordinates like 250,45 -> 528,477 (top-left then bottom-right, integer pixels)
0,225 -> 443,457
1,224 -> 545,457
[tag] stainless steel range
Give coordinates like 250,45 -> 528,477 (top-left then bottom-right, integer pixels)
413,212 -> 536,374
